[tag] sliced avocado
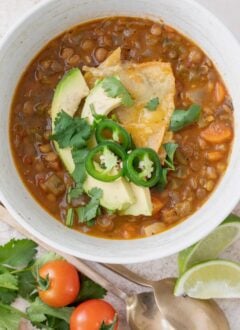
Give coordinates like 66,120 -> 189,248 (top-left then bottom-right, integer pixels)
81,80 -> 122,124
84,175 -> 135,211
51,68 -> 90,173
51,69 -> 135,211
120,183 -> 152,216
52,68 -> 89,121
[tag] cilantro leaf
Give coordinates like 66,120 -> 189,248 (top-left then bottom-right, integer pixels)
164,143 -> 178,170
0,239 -> 37,269
18,270 -> 37,301
42,316 -> 69,330
0,303 -> 26,330
67,185 -> 84,203
51,111 -> 92,149
71,148 -> 89,184
77,188 -> 103,226
0,266 -> 19,304
170,104 -> 201,132
0,288 -> 18,305
0,272 -> 18,290
65,208 -> 74,227
76,276 -> 107,302
145,97 -> 159,111
102,76 -> 134,107
156,168 -> 168,191
72,163 -> 87,183
72,148 -> 89,164
27,298 -> 73,324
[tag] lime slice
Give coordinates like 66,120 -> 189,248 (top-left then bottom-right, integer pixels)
178,214 -> 240,274
174,259 -> 240,299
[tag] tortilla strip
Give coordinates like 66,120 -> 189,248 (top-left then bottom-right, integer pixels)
83,48 -> 175,152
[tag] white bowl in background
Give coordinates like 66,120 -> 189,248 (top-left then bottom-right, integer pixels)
0,0 -> 240,263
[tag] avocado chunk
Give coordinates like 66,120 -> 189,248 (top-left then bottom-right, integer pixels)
51,69 -> 135,212
83,175 -> 135,211
120,183 -> 152,216
51,68 -> 90,173
81,80 -> 122,124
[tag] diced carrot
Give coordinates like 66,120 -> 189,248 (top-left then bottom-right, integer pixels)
151,196 -> 165,215
201,121 -> 233,143
206,151 -> 224,162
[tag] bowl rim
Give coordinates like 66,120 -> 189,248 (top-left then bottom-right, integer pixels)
1,0 -> 240,263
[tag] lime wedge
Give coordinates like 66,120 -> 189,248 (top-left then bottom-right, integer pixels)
174,259 -> 240,299
178,214 -> 240,274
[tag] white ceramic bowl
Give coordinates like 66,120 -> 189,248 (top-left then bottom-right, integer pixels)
0,0 -> 240,264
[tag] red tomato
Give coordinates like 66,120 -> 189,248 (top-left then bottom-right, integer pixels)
38,260 -> 80,307
70,299 -> 118,330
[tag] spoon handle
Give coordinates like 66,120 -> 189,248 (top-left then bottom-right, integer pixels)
0,205 -> 127,301
104,263 -> 153,287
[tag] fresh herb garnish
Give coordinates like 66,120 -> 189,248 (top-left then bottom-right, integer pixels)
164,143 -> 178,170
27,297 -> 73,324
0,303 -> 27,330
65,208 -> 74,228
17,269 -> 37,301
102,76 -> 134,107
0,239 -> 37,270
51,110 -> 92,149
0,267 -> 18,291
156,168 -> 168,191
72,148 -> 89,164
71,148 -> 89,184
145,97 -> 159,111
170,104 -> 201,132
77,188 -> 103,226
76,276 -> 107,303
155,143 -> 178,190
67,184 -> 84,203
0,288 -> 18,305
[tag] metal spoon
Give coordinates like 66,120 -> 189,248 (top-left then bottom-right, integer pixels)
105,264 -> 230,330
0,205 -> 167,330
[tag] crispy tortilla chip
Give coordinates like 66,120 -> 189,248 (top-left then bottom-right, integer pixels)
83,49 -> 175,151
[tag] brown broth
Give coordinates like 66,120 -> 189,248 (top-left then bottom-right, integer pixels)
10,17 -> 234,239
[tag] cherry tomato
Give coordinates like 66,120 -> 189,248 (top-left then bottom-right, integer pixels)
38,260 -> 80,307
70,299 -> 118,330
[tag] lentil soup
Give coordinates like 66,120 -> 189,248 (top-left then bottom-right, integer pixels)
10,17 -> 234,239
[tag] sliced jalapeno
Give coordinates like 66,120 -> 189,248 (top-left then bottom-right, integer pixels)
124,148 -> 161,187
95,119 -> 132,150
85,141 -> 126,182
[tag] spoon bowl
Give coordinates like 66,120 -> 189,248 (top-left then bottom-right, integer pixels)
127,292 -> 167,330
105,264 -> 230,330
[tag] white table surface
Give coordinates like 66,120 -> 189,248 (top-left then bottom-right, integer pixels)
0,0 -> 240,329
